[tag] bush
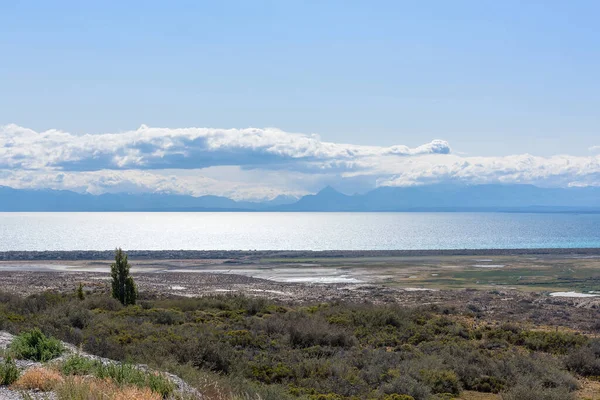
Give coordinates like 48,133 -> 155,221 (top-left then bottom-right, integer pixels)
56,376 -> 161,400
383,395 -> 415,400
81,296 -> 121,314
0,357 -> 19,385
10,328 -> 64,362
470,376 -> 506,393
59,356 -> 175,398
288,317 -> 356,348
419,369 -> 460,395
95,363 -> 175,398
60,355 -> 99,376
193,337 -> 235,373
501,382 -> 575,400
381,375 -> 431,400
518,330 -> 586,354
150,309 -> 184,325
565,338 -> 600,376
308,394 -> 343,400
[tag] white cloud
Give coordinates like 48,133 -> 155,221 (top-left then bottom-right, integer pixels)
365,153 -> 600,188
0,124 -> 450,171
0,169 -> 306,201
590,146 -> 600,153
2,124 -> 600,199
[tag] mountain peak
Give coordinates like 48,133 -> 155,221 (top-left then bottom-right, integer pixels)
317,185 -> 342,196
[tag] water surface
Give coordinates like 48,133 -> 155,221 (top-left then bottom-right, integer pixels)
1,212 -> 599,251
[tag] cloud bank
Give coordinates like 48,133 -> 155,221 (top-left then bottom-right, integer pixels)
0,168 -> 303,201
0,124 -> 449,171
369,153 -> 600,188
1,124 -> 599,199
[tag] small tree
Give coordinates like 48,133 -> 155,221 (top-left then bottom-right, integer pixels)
111,248 -> 137,305
76,283 -> 85,300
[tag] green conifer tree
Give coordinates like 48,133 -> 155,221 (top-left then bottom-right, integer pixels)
76,283 -> 85,300
124,275 -> 137,306
111,248 -> 137,305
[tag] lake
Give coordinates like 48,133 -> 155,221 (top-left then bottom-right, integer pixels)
1,212 -> 599,251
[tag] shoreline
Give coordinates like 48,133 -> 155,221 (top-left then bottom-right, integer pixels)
2,248 -> 600,295
1,247 -> 600,261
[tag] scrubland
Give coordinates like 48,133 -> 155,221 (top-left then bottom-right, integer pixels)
0,289 -> 599,399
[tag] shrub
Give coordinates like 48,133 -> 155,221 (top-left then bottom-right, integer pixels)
470,376 -> 506,393
95,363 -> 175,397
150,309 -> 184,325
237,296 -> 268,316
419,369 -> 460,395
55,376 -> 161,400
381,375 -> 431,400
59,355 -> 175,397
518,330 -> 586,354
11,366 -> 64,391
288,317 -> 356,348
225,330 -> 255,347
10,328 -> 64,361
83,295 -> 123,311
193,337 -> 235,373
501,382 -> 575,400
249,362 -> 293,384
0,357 -> 19,385
60,355 -> 100,376
308,394 -> 344,400
565,338 -> 600,376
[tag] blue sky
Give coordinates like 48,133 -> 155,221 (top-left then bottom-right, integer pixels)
1,1 -> 600,199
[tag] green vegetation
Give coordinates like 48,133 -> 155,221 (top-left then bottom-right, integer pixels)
14,365 -> 165,400
9,328 -> 64,362
76,283 -> 85,301
0,356 -> 19,385
0,290 -> 596,399
59,355 -> 175,397
111,248 -> 137,306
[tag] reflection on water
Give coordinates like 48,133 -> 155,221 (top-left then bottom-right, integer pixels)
1,212 -> 600,251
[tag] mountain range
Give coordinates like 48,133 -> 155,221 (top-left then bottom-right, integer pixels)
1,184 -> 599,212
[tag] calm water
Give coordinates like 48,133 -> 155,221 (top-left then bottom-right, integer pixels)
1,212 -> 599,251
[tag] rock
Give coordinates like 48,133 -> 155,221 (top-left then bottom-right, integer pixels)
0,387 -> 57,400
0,331 -> 14,350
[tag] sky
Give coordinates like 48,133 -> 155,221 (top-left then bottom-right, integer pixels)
1,0 -> 600,200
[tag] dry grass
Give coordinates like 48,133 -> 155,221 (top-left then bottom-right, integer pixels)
12,367 -> 164,400
55,376 -> 161,400
576,378 -> 600,400
12,366 -> 64,391
187,375 -> 232,400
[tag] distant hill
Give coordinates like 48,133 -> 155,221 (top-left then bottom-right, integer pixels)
1,184 -> 599,212
274,184 -> 600,212
0,186 -> 295,211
